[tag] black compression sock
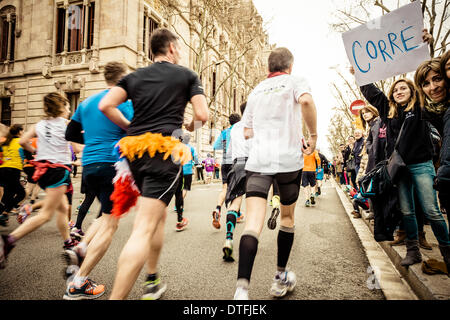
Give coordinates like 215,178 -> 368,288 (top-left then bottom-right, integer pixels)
237,233 -> 259,282
277,226 -> 295,271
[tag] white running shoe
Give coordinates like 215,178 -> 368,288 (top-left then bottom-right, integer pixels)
233,287 -> 249,300
270,270 -> 297,298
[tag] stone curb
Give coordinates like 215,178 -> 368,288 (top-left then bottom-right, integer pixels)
333,179 -> 450,300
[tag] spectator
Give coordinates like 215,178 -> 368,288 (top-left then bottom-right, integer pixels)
353,67 -> 449,266
359,105 -> 386,174
415,54 -> 450,273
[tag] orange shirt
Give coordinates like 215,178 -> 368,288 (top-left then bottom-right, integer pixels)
303,150 -> 321,172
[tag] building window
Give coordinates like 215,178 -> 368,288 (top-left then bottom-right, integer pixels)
56,1 -> 95,54
143,12 -> 159,61
66,92 -> 80,116
0,6 -> 16,63
0,97 -> 11,126
233,89 -> 236,112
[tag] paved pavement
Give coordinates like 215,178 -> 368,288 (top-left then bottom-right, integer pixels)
0,177 -> 387,300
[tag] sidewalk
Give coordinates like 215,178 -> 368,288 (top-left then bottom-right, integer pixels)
334,179 -> 450,300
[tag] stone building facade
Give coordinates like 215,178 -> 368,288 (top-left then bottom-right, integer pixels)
0,0 -> 271,158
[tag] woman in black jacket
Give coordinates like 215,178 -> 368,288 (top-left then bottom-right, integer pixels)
353,71 -> 450,268
415,54 -> 450,274
359,105 -> 386,174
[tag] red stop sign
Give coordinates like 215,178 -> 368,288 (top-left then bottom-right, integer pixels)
350,100 -> 365,116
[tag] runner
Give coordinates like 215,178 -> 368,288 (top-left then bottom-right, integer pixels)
0,124 -> 25,226
233,47 -> 318,300
211,113 -> 241,229
222,102 -> 250,261
0,92 -> 79,270
202,154 -> 215,185
62,61 -> 134,300
173,133 -> 197,231
301,146 -> 321,207
99,28 -> 208,300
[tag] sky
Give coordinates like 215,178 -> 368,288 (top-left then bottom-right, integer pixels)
252,0 -> 352,159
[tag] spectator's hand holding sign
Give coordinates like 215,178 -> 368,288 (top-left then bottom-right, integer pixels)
342,1 -> 430,86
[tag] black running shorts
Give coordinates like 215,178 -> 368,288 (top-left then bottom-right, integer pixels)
246,170 -> 302,206
183,174 -> 193,191
82,162 -> 116,214
221,164 -> 233,184
37,166 -> 71,191
128,152 -> 181,206
301,171 -> 316,187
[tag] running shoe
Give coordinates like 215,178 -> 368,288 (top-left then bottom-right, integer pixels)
212,209 -> 221,229
0,235 -> 15,269
310,195 -> 316,206
17,204 -> 32,224
236,212 -> 245,223
305,200 -> 310,207
63,279 -> 105,300
270,270 -> 297,298
175,217 -> 189,232
141,278 -> 167,300
70,227 -> 84,241
222,239 -> 234,262
233,287 -> 249,300
271,195 -> 281,209
315,192 -> 319,197
267,208 -> 280,230
0,214 -> 8,227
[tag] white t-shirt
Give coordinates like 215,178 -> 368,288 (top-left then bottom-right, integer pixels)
242,74 -> 311,173
229,121 -> 252,161
35,117 -> 72,165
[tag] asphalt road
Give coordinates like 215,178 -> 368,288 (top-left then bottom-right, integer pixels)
0,178 -> 385,300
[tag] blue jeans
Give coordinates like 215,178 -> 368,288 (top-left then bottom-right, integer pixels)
398,160 -> 450,245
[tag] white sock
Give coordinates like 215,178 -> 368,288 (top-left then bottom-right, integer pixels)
73,275 -> 88,288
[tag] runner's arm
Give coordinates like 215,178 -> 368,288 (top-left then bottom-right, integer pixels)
19,125 -> 37,154
185,94 -> 208,132
99,86 -> 131,130
299,93 -> 318,154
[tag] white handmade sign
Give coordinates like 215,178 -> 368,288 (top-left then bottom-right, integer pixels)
342,1 -> 430,86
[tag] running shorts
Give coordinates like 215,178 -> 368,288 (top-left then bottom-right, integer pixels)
82,162 -> 116,214
221,164 -> 233,184
128,152 -> 181,206
37,166 -> 71,190
183,174 -> 193,191
301,171 -> 317,187
246,170 -> 302,206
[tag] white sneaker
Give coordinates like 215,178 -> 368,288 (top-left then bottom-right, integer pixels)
270,270 -> 297,298
233,287 -> 249,300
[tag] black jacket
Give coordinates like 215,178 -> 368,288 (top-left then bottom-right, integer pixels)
437,105 -> 450,186
352,137 -> 365,167
365,117 -> 386,173
360,84 -> 433,165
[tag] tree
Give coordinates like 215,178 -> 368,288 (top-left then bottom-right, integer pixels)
160,0 -> 269,148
